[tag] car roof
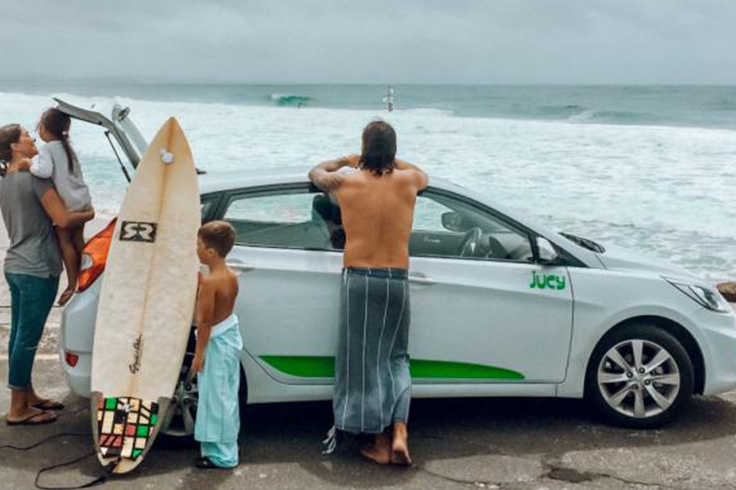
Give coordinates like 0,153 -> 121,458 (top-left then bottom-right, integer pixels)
198,166 -> 469,196
199,166 -> 311,193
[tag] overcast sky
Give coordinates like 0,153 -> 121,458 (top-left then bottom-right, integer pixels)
2,0 -> 734,84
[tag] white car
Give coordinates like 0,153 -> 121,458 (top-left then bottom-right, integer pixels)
57,99 -> 736,436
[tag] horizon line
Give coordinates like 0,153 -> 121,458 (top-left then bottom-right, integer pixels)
3,78 -> 736,88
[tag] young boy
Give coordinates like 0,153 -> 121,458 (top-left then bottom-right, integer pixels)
193,221 -> 242,469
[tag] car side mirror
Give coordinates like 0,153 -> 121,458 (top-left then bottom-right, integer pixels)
441,212 -> 465,232
536,237 -> 562,265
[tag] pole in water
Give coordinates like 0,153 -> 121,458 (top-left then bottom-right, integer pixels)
386,84 -> 394,112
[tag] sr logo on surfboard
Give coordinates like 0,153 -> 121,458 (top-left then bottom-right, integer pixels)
120,221 -> 158,243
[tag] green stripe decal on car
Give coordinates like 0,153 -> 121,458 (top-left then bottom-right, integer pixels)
259,356 -> 524,380
261,356 -> 335,378
410,359 -> 525,380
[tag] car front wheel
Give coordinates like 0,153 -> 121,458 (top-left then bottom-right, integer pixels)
586,324 -> 694,429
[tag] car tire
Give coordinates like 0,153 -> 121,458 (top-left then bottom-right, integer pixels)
161,359 -> 248,438
161,325 -> 249,439
585,323 -> 694,429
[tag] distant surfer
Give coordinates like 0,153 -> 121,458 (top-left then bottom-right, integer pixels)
309,121 -> 428,465
192,221 -> 243,469
385,85 -> 395,112
0,124 -> 95,426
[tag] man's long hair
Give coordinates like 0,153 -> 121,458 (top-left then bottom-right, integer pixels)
359,121 -> 396,176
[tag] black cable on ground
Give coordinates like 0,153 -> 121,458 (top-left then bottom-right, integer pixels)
35,450 -> 107,490
0,432 -> 88,451
1,432 -> 111,489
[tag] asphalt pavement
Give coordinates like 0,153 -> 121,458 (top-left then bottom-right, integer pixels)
3,356 -> 736,490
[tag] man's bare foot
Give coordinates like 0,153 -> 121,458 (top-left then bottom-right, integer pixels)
391,441 -> 412,465
58,287 -> 75,306
391,423 -> 412,466
360,433 -> 392,464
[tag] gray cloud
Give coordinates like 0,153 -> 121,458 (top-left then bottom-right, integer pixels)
1,0 -> 734,84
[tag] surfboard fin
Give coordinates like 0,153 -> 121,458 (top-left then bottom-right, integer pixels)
103,458 -> 120,475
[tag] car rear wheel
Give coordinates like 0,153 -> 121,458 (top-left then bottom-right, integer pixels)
586,323 -> 694,429
161,351 -> 248,438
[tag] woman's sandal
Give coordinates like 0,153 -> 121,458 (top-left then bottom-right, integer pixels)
6,411 -> 57,426
32,400 -> 65,411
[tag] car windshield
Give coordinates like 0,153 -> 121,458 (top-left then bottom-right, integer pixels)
560,232 -> 605,253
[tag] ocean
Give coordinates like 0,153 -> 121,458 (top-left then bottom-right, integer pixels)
0,82 -> 734,283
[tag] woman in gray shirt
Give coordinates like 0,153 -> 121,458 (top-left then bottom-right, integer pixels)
0,124 -> 94,426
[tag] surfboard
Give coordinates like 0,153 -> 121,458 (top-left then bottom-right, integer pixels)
90,117 -> 200,474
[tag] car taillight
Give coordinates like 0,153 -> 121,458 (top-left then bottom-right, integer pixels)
77,218 -> 117,292
64,351 -> 79,367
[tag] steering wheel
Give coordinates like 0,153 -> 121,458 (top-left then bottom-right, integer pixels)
458,227 -> 484,258
485,235 -> 508,259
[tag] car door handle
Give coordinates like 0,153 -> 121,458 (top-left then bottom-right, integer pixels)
408,274 -> 436,286
226,261 -> 256,273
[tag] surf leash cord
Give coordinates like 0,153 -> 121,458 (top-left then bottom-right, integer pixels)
0,432 -> 112,489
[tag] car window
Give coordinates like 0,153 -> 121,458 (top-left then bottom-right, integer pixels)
410,192 -> 534,262
200,195 -> 220,222
414,198 -> 454,232
221,185 -> 531,261
223,187 -> 344,251
227,193 -> 313,224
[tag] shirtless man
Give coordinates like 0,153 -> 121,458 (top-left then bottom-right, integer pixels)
309,121 -> 428,465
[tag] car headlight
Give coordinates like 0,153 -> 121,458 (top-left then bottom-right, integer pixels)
665,278 -> 731,313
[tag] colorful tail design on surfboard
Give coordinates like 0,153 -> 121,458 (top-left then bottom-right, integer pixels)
96,396 -> 159,461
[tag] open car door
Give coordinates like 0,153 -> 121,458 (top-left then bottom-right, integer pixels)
54,97 -> 148,173
55,97 -> 205,178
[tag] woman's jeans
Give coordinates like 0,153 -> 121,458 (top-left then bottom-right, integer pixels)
4,272 -> 59,390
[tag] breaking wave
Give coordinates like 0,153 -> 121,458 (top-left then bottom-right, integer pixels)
269,93 -> 310,106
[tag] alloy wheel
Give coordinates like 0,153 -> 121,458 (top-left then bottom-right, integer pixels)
597,339 -> 681,419
161,363 -> 199,437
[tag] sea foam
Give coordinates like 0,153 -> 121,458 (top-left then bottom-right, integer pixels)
1,91 -> 734,282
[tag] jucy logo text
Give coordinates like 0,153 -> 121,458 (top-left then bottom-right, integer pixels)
529,271 -> 566,290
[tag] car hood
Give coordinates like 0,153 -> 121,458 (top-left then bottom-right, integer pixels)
596,243 -> 701,282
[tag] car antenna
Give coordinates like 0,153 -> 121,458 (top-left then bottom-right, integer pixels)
104,131 -> 132,183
